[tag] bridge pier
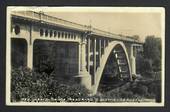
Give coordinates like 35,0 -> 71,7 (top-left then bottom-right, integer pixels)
75,37 -> 91,90
93,38 -> 97,85
98,39 -> 102,66
130,44 -> 136,77
103,39 -> 106,54
27,43 -> 33,69
87,37 -> 90,72
27,25 -> 33,69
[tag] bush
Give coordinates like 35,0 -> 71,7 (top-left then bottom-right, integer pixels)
11,67 -> 89,102
11,67 -> 161,102
101,86 -> 135,100
99,79 -> 160,101
131,84 -> 148,97
11,67 -> 34,101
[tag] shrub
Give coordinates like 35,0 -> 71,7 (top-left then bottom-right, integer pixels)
120,90 -> 134,99
11,67 -> 161,102
11,67 -> 34,102
131,84 -> 148,96
101,86 -> 134,99
103,88 -> 121,99
11,67 -> 90,102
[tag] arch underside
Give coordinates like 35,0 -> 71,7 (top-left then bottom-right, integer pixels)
92,41 -> 132,94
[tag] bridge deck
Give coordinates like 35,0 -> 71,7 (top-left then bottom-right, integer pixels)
11,11 -> 142,43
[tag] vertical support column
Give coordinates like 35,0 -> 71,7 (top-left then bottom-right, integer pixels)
107,39 -> 110,46
27,24 -> 33,69
27,43 -> 33,69
76,35 -> 91,90
98,39 -> 102,66
103,39 -> 106,54
78,42 -> 81,74
93,38 -> 96,84
130,44 -> 136,77
106,39 -> 109,47
80,40 -> 87,72
87,37 -> 90,72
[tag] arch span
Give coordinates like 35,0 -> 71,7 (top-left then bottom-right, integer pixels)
92,41 -> 132,94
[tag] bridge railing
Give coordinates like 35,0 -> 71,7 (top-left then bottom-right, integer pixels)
11,11 -> 142,44
91,27 -> 140,43
11,11 -> 88,31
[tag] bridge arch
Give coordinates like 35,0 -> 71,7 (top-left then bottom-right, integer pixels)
92,41 -> 132,94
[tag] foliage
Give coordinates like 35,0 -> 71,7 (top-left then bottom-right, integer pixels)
140,59 -> 154,77
143,36 -> 161,72
136,35 -> 162,77
103,87 -> 135,99
11,67 -> 90,102
98,79 -> 161,102
126,35 -> 140,41
11,67 -> 161,102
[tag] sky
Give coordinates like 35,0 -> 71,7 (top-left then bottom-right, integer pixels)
40,9 -> 163,42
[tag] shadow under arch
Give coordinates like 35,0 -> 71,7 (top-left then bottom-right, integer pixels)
92,41 -> 132,94
33,39 -> 79,77
11,38 -> 28,68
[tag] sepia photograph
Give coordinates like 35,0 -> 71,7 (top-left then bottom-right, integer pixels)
6,7 -> 165,106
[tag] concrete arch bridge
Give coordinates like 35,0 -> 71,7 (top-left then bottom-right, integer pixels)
10,11 -> 143,94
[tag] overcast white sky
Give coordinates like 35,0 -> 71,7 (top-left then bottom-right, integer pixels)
45,11 -> 162,42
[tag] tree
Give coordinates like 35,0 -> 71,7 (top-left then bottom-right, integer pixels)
143,36 -> 161,72
126,35 -> 140,41
132,35 -> 140,41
